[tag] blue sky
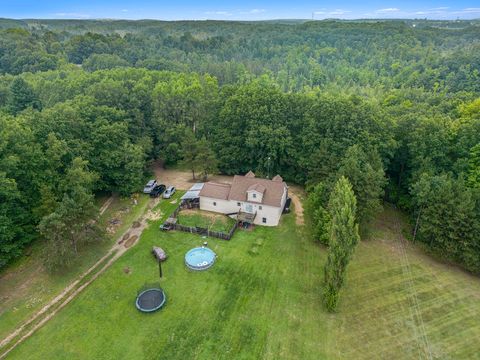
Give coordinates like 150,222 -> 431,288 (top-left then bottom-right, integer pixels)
1,0 -> 480,20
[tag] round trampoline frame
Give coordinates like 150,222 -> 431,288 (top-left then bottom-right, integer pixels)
185,247 -> 216,271
135,288 -> 166,313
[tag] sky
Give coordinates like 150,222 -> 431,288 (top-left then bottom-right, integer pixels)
1,0 -> 480,20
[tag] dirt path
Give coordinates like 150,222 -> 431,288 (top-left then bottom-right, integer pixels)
0,197 -> 158,359
99,195 -> 115,215
289,193 -> 304,225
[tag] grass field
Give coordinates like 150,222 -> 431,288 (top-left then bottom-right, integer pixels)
177,209 -> 236,232
5,196 -> 480,359
0,195 -> 150,343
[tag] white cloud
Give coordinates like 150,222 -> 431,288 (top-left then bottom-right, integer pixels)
429,7 -> 449,11
121,9 -> 128,13
375,8 -> 400,13
53,12 -> 91,19
329,9 -> 351,15
204,10 -> 232,16
249,9 -> 266,14
459,8 -> 480,13
313,9 -> 352,18
314,9 -> 351,16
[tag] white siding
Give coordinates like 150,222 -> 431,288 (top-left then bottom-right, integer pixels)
199,184 -> 288,227
200,197 -> 239,214
251,203 -> 282,226
247,190 -> 263,203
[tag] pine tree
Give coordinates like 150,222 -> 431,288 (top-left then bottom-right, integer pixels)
306,182 -> 331,245
323,176 -> 360,312
337,145 -> 386,225
8,77 -> 41,115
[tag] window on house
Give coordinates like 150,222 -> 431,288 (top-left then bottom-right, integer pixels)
253,193 -> 257,198
259,206 -> 262,210
213,202 -> 217,206
237,202 -> 241,206
262,217 -> 267,223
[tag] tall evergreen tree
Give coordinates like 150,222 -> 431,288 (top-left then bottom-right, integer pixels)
8,77 -> 41,115
323,176 -> 360,312
467,143 -> 480,189
337,145 -> 386,225
306,182 -> 331,245
411,173 -> 480,273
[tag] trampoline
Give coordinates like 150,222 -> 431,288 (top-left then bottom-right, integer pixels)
185,247 -> 216,271
135,286 -> 166,313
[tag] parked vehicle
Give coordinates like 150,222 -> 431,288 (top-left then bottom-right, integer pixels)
143,180 -> 157,194
163,186 -> 176,199
159,222 -> 174,231
150,184 -> 166,198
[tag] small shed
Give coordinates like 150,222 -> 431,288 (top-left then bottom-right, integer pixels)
181,183 -> 204,206
152,247 -> 167,262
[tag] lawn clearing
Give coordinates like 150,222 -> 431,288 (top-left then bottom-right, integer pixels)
0,195 -> 150,343
6,201 -> 480,359
177,209 -> 236,233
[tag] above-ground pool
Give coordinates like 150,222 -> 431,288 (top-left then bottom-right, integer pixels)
136,288 -> 166,313
185,247 -> 216,271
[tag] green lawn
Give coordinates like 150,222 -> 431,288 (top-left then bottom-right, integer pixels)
0,195 -> 150,342
177,209 -> 236,233
6,200 -> 480,359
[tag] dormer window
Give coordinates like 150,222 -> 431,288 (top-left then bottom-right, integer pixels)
253,193 -> 256,198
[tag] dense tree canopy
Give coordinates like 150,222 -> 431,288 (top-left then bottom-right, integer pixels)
0,19 -> 479,274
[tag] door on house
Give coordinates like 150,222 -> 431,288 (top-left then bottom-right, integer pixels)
245,204 -> 254,213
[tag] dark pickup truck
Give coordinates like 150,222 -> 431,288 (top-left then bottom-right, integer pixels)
150,184 -> 166,198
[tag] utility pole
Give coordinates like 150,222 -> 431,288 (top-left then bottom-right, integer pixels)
267,156 -> 271,179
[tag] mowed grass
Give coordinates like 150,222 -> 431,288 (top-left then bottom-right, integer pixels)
177,209 -> 236,232
0,195 -> 150,342
6,200 -> 480,359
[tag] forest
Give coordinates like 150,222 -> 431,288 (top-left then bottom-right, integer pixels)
0,19 -> 479,274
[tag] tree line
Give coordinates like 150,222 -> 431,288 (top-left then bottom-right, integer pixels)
0,20 -> 478,279
0,20 -> 479,92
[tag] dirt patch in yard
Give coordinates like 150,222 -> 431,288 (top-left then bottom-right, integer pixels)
145,208 -> 162,221
290,193 -> 304,225
124,235 -> 138,249
180,209 -> 221,221
154,162 -> 234,190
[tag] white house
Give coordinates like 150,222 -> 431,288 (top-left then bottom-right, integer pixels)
199,171 -> 288,226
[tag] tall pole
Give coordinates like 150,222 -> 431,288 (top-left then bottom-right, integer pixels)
267,156 -> 271,179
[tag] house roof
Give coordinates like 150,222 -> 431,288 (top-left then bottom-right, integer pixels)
199,182 -> 231,200
272,175 -> 283,182
228,175 -> 286,207
200,173 -> 287,208
247,183 -> 266,193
